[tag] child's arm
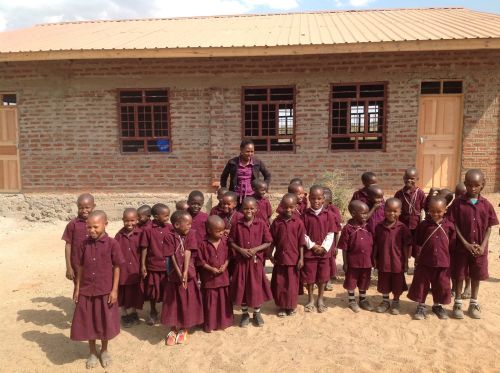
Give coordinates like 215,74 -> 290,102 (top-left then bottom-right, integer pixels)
366,203 -> 381,220
372,241 -> 378,269
171,254 -> 183,282
478,227 -> 492,256
455,225 -> 478,255
342,248 -> 348,274
181,250 -> 191,289
108,264 -> 120,305
219,259 -> 229,273
230,241 -> 253,258
64,243 -> 74,280
140,247 -> 148,278
73,265 -> 82,303
297,244 -> 305,271
250,242 -> 271,255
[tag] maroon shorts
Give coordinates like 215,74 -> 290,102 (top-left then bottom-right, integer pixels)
377,272 -> 408,296
408,265 -> 451,305
301,258 -> 330,285
452,250 -> 488,281
343,267 -> 371,291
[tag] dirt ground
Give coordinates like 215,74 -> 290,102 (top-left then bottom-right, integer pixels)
2,194 -> 500,373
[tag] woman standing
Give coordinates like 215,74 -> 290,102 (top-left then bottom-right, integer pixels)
219,140 -> 271,203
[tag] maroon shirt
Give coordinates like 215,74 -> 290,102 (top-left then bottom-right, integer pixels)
137,219 -> 152,233
228,217 -> 272,262
190,211 -> 208,241
415,218 -> 456,267
275,197 -> 308,217
394,187 -> 426,230
197,237 -> 230,288
351,188 -> 369,204
139,220 -> 172,271
338,220 -> 373,268
270,214 -> 306,266
78,234 -> 124,297
164,229 -> 198,283
374,220 -> 412,273
448,195 -> 498,256
366,203 -> 385,235
211,209 -> 243,231
61,217 -> 89,271
255,197 -> 272,226
209,204 -> 224,216
114,227 -> 142,285
302,207 -> 338,259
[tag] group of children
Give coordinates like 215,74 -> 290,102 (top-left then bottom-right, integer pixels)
63,167 -> 498,369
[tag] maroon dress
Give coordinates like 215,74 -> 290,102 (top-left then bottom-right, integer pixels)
70,234 -> 124,341
395,187 -> 426,257
327,204 -> 343,278
61,217 -> 89,277
197,236 -> 233,331
255,197 -> 272,226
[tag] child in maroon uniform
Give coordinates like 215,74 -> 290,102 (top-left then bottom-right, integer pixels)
115,208 -> 143,327
229,197 -> 273,327
162,211 -> 204,345
137,205 -> 152,232
302,186 -> 338,313
323,187 -> 342,290
394,167 -> 426,256
373,198 -> 412,315
175,200 -> 189,211
71,211 -> 123,369
197,215 -> 233,332
211,191 -> 242,234
62,193 -> 95,282
140,203 -> 171,326
188,190 -> 209,241
252,179 -> 272,226
449,169 -> 498,319
270,194 -> 306,317
209,187 -> 228,216
275,181 -> 308,217
408,197 -> 455,320
351,171 -> 377,204
366,185 -> 385,235
339,200 -> 373,313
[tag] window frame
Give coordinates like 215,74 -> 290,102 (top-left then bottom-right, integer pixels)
241,85 -> 297,153
420,80 -> 463,95
116,88 -> 172,155
329,82 -> 388,152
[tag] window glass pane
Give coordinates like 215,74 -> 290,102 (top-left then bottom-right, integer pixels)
138,106 -> 153,137
270,138 -> 294,151
332,101 -> 348,135
443,81 -> 462,94
120,90 -> 143,103
359,84 -> 385,98
2,94 -> 16,106
145,90 -> 168,103
368,101 -> 383,133
270,87 -> 294,101
331,136 -> 356,150
153,106 -> 169,137
122,140 -> 145,152
262,104 -> 276,136
244,88 -> 268,101
421,81 -> 441,94
332,85 -> 357,99
350,104 -> 364,133
252,139 -> 268,151
120,106 -> 135,137
244,104 -> 259,137
278,104 -> 293,135
147,139 -> 170,152
358,136 -> 383,149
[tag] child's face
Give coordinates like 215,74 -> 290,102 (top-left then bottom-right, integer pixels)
188,195 -> 204,215
351,205 -> 369,224
403,171 -> 417,189
309,189 -> 325,210
369,190 -> 384,205
324,193 -> 332,205
77,199 -> 95,220
242,201 -> 257,220
154,209 -> 170,225
464,176 -> 484,198
254,184 -> 267,199
384,203 -> 401,223
174,216 -> 192,236
295,186 -> 305,202
138,212 -> 151,225
221,196 -> 236,214
122,212 -> 138,232
176,201 -> 189,211
281,198 -> 297,219
207,222 -> 225,240
428,201 -> 446,223
217,189 -> 227,202
363,176 -> 377,188
87,216 -> 107,239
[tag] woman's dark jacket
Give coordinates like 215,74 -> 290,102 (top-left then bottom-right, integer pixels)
219,157 -> 271,192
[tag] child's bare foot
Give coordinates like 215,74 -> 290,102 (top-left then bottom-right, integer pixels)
316,299 -> 327,313
86,354 -> 99,369
304,301 -> 315,312
100,351 -> 112,368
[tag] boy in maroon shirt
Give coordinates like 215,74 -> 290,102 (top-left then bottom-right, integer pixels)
187,190 -> 209,241
323,187 -> 342,290
140,203 -> 171,326
62,193 -> 95,282
209,187 -> 228,216
162,211 -> 203,345
373,198 -> 412,315
351,171 -> 377,204
408,197 -> 455,320
197,215 -> 233,332
277,181 -> 308,217
270,194 -> 306,317
71,211 -> 124,369
448,169 -> 498,319
339,200 -> 374,313
229,197 -> 273,327
137,205 -> 152,232
175,200 -> 189,211
252,179 -> 272,226
301,186 -> 338,313
210,191 -> 242,235
366,185 -> 385,235
115,208 -> 143,328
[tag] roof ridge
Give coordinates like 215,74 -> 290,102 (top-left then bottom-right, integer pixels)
33,7 -> 469,28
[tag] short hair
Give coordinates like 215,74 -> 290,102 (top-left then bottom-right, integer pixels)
465,168 -> 484,182
288,183 -> 303,193
170,210 -> 191,224
137,205 -> 152,215
385,197 -> 402,209
404,167 -> 418,176
252,179 -> 267,189
361,172 -> 376,184
217,187 -> 228,194
348,200 -> 368,214
222,191 -> 238,203
428,196 -> 447,209
188,190 -> 204,202
240,140 -> 254,150
281,193 -> 298,205
206,215 -> 225,230
309,184 -> 324,195
77,193 -> 94,204
123,208 -> 137,217
289,178 -> 303,185
242,196 -> 257,207
88,210 -> 107,222
151,203 -> 169,216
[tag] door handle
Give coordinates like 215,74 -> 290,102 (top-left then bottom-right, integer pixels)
419,136 -> 424,144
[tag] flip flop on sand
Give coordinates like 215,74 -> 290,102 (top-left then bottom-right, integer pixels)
100,351 -> 112,368
166,331 -> 177,346
86,354 -> 99,369
176,329 -> 188,344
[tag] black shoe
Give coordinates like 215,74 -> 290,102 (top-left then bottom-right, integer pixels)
129,312 -> 140,325
253,312 -> 264,327
240,312 -> 250,327
121,314 -> 133,328
432,305 -> 449,320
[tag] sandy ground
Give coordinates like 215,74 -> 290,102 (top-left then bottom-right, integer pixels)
1,194 -> 500,373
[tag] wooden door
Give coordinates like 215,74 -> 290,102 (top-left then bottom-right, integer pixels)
0,106 -> 21,192
416,95 -> 462,191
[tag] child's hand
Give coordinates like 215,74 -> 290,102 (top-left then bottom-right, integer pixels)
473,244 -> 484,256
72,288 -> 79,303
296,258 -> 304,271
224,229 -> 230,237
332,247 -> 338,257
108,289 -> 118,305
239,248 -> 253,259
141,266 -> 147,279
66,268 -> 75,281
182,272 -> 188,289
211,267 -> 220,275
342,263 -> 348,274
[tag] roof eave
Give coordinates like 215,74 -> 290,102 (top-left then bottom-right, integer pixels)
1,38 -> 499,62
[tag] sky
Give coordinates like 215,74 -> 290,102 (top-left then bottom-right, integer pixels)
0,0 -> 498,31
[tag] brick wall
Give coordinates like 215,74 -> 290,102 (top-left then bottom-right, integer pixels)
0,50 -> 499,193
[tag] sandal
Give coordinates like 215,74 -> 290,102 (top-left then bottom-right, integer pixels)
176,329 -> 188,344
166,331 -> 177,346
277,309 -> 286,318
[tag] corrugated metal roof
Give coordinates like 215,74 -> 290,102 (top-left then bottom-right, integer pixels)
0,7 -> 499,61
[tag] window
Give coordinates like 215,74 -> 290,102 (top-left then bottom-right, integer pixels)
242,87 -> 295,152
330,83 -> 386,151
1,94 -> 16,106
118,89 -> 171,153
421,81 -> 463,94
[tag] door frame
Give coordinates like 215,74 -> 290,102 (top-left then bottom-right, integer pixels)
0,93 -> 21,193
416,92 -> 464,191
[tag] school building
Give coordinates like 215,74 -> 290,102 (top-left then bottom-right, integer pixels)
0,7 -> 499,194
